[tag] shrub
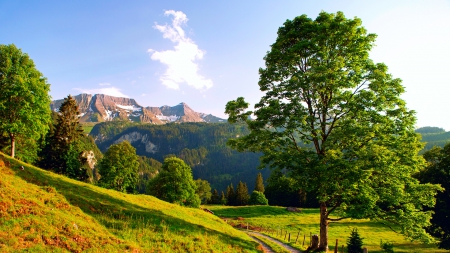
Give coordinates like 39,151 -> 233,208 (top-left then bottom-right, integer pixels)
380,240 -> 394,253
249,191 -> 269,205
347,228 -> 363,253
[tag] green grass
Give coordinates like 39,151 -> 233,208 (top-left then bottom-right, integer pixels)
206,205 -> 446,253
0,153 -> 260,252
81,122 -> 99,134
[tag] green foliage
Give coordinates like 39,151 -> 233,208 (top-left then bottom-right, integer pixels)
90,122 -> 269,192
249,191 -> 268,205
235,181 -> 249,206
1,152 -> 259,252
210,189 -> 220,204
0,44 -> 51,159
254,172 -> 265,193
347,229 -> 364,253
136,156 -> 161,193
147,157 -> 200,208
380,240 -> 395,253
225,11 -> 442,246
220,191 -> 227,205
195,178 -> 212,204
226,183 -> 236,206
98,141 -> 139,193
416,144 -> 450,249
38,95 -> 88,180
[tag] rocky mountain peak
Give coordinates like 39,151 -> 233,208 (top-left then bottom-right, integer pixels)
50,94 -> 225,124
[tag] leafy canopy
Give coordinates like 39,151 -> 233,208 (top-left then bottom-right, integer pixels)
225,11 -> 442,244
0,44 -> 51,159
147,157 -> 200,208
98,141 -> 139,193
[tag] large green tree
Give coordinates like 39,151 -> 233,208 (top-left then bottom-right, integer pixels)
195,178 -> 212,204
147,157 -> 200,208
38,95 -> 86,179
416,145 -> 450,249
225,11 -> 441,250
0,44 -> 51,159
98,141 -> 139,193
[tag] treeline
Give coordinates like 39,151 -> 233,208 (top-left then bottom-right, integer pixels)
90,121 -> 270,192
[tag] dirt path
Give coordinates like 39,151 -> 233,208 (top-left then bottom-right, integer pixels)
247,233 -> 275,253
246,231 -> 303,253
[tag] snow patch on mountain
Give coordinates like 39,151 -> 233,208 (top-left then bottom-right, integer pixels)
116,104 -> 142,112
156,115 -> 180,122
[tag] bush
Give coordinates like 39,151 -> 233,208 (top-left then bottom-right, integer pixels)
249,191 -> 269,205
380,240 -> 394,253
347,228 -> 363,253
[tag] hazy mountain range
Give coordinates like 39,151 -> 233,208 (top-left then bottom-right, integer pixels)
50,94 -> 226,124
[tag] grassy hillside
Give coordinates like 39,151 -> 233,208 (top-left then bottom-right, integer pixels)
0,152 -> 259,252
207,205 -> 446,253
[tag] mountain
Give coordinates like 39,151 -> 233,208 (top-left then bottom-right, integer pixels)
50,94 -> 226,124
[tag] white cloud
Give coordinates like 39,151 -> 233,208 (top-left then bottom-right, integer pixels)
99,82 -> 111,86
73,87 -> 129,98
149,10 -> 213,90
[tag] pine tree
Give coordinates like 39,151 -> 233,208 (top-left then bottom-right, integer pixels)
236,181 -> 250,206
255,172 -> 265,193
347,228 -> 364,253
211,189 -> 220,204
221,191 -> 227,205
226,183 -> 236,206
39,95 -> 85,177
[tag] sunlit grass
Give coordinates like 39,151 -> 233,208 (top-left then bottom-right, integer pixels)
207,205 -> 446,253
0,153 -> 260,252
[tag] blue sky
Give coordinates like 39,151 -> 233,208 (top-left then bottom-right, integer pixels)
1,0 -> 450,129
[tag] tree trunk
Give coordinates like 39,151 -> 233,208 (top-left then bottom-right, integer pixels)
319,202 -> 329,251
10,133 -> 15,158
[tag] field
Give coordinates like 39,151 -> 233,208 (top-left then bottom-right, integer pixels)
0,152 -> 259,252
206,205 -> 446,253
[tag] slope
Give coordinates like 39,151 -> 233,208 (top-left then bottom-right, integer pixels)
0,152 -> 260,252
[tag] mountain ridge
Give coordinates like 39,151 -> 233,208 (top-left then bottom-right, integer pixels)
50,93 -> 226,124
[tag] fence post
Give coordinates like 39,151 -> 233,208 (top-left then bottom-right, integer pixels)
288,233 -> 291,242
341,245 -> 344,253
334,239 -> 338,253
284,231 -> 287,241
303,234 -> 306,246
295,231 -> 300,243
363,247 -> 368,253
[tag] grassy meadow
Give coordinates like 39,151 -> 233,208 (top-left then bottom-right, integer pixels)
0,152 -> 259,252
206,205 -> 446,253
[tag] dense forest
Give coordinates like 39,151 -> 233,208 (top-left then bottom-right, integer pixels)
90,121 -> 270,192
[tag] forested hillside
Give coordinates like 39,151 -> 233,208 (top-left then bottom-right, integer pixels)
90,122 -> 270,191
416,126 -> 450,153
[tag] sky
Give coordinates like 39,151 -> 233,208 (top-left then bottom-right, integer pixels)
1,0 -> 450,129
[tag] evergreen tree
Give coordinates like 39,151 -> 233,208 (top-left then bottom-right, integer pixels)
211,189 -> 220,204
236,181 -> 249,206
347,228 -> 364,253
226,183 -> 236,206
39,95 -> 85,178
220,191 -> 227,205
255,172 -> 265,193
